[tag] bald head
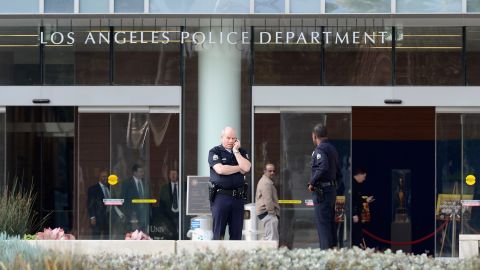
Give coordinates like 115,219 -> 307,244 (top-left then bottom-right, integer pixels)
221,126 -> 237,149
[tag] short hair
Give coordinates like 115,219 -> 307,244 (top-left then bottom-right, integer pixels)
264,163 -> 275,170
132,164 -> 143,173
353,168 -> 367,176
312,123 -> 328,138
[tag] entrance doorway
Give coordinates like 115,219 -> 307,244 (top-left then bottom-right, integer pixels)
6,106 -> 75,232
352,107 -> 435,254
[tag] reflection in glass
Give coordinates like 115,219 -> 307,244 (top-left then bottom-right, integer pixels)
255,113 -> 351,248
396,0 -> 462,13
43,27 -> 110,85
255,0 -> 285,13
0,113 -> 4,190
396,27 -> 462,85
78,112 -> 179,240
326,0 -> 390,13
290,0 -> 320,13
324,26 -> 392,85
6,107 -> 75,235
113,28 -> 180,85
114,0 -> 144,13
80,0 -> 110,13
254,27 -> 321,85
150,0 -> 249,13
436,113 -> 462,257
0,27 -> 40,85
467,27 -> 480,85
436,113 -> 480,256
45,0 -> 74,13
0,0 -> 39,13
468,0 -> 480,12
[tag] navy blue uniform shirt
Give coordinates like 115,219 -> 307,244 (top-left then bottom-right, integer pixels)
208,145 -> 249,189
310,140 -> 342,186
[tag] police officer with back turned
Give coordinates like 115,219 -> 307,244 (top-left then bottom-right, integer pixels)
308,123 -> 342,249
208,127 -> 251,240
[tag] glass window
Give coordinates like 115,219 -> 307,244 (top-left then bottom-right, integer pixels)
467,27 -> 480,85
254,112 -> 351,248
43,26 -> 110,85
324,26 -> 392,85
0,0 -> 39,13
6,107 -> 75,234
468,0 -> 480,12
0,26 -> 40,85
150,0 -> 249,13
254,27 -> 322,85
255,0 -> 285,13
396,27 -> 463,85
80,0 -> 110,13
326,0 -> 390,13
0,112 -> 4,189
77,112 -> 180,239
113,27 -> 180,85
45,0 -> 74,13
114,0 -> 144,13
396,0 -> 462,13
436,113 -> 480,257
290,0 -> 320,13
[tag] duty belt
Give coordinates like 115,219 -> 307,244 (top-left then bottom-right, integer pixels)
317,181 -> 335,188
217,188 -> 244,198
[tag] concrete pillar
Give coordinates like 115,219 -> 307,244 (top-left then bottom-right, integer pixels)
197,27 -> 242,176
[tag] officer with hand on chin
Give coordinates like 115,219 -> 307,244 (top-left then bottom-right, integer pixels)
208,126 -> 251,240
308,123 -> 342,249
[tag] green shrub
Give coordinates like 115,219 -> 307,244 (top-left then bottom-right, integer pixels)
0,179 -> 46,237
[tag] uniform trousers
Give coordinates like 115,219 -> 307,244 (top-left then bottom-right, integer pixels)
313,186 -> 337,249
211,194 -> 244,240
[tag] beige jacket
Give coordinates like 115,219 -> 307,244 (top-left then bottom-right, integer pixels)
255,174 -> 280,216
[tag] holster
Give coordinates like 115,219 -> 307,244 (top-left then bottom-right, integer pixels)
242,182 -> 249,200
314,186 -> 325,202
208,182 -> 217,205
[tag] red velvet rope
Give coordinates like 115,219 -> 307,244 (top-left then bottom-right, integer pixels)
361,220 -> 449,246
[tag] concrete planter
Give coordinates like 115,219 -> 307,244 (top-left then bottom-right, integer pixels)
26,240 -> 176,255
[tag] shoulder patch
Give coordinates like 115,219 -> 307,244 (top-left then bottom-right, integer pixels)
213,154 -> 218,161
316,153 -> 321,160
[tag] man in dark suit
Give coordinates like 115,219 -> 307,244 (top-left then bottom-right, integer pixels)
87,169 -> 110,239
122,164 -> 149,233
156,169 -> 180,239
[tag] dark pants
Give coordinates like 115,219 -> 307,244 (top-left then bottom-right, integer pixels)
352,222 -> 363,247
313,186 -> 336,249
211,194 -> 244,240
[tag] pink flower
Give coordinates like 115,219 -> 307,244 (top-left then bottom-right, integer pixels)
125,230 -> 151,240
36,227 -> 76,240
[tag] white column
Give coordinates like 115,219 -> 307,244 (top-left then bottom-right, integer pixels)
197,27 -> 242,176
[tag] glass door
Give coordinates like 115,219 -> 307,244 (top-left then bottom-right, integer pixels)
254,109 -> 351,248
6,107 -> 75,233
77,108 -> 180,240
436,112 -> 480,257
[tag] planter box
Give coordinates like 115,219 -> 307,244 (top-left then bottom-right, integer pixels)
459,234 -> 480,258
176,240 -> 278,254
27,240 -> 176,255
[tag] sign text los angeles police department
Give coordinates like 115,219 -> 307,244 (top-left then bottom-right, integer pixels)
40,30 -> 389,45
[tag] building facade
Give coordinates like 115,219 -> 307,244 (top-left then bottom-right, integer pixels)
1,0 -> 480,257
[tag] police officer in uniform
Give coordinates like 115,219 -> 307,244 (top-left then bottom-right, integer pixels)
308,123 -> 342,249
208,127 -> 251,240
